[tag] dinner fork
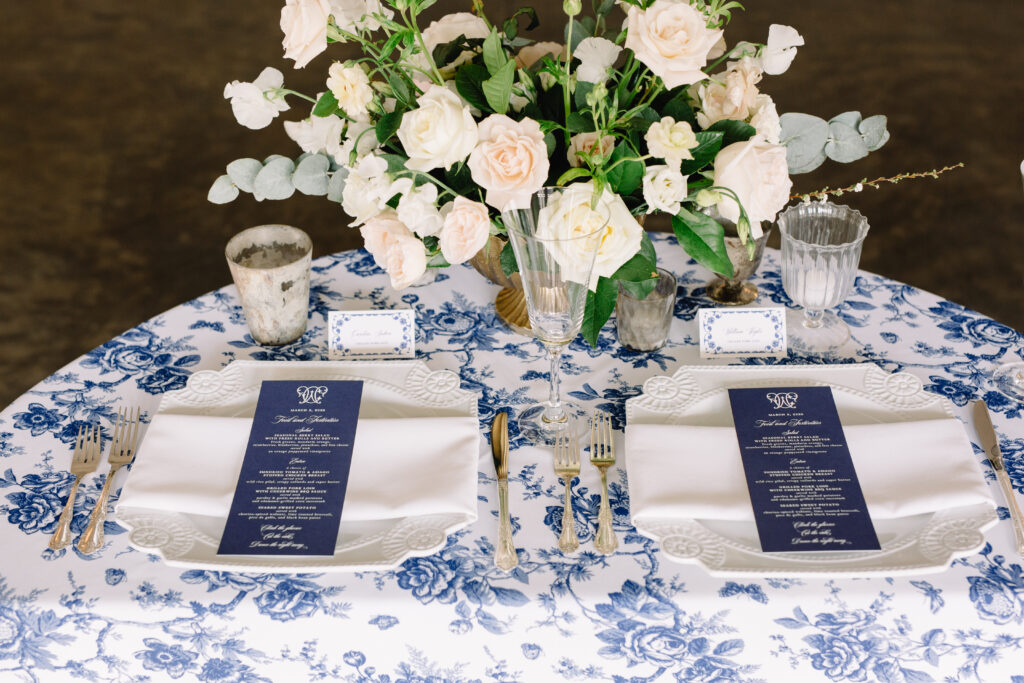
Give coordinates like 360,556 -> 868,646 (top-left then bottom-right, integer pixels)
590,411 -> 618,555
48,425 -> 101,550
78,407 -> 141,554
553,429 -> 581,553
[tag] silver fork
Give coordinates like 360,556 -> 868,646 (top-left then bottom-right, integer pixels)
48,425 -> 101,550
553,429 -> 581,553
78,407 -> 141,554
590,411 -> 618,555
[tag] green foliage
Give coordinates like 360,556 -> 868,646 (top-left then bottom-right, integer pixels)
780,111 -> 889,174
455,64 -> 492,113
706,120 -> 756,147
293,154 -> 331,196
672,208 -> 733,277
375,110 -> 404,144
500,239 -> 518,277
312,91 -> 339,117
482,60 -> 516,114
581,276 -> 618,346
605,142 -> 644,195
208,175 -> 238,204
680,131 -> 724,175
502,7 -> 539,40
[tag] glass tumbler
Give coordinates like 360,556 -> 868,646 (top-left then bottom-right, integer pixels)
615,268 -> 677,351
777,202 -> 870,354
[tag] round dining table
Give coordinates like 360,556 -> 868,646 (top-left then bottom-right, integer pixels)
2,234 -> 1023,682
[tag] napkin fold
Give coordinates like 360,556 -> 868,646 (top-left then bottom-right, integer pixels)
116,412 -> 480,523
626,418 -> 994,524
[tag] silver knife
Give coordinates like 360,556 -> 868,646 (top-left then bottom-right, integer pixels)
973,400 -> 1024,555
491,411 -> 517,570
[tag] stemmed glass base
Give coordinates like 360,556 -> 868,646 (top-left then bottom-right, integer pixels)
993,362 -> 1024,402
516,401 -> 589,445
786,309 -> 850,354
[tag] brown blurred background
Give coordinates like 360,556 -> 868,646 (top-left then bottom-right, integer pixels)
1,1 -> 1022,408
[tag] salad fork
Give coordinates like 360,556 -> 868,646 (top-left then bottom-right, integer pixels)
553,429 -> 581,553
590,411 -> 618,555
78,407 -> 141,554
48,425 -> 101,550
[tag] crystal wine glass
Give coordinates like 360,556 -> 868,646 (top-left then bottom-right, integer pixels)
991,160 -> 1024,400
501,187 -> 608,445
777,202 -> 870,354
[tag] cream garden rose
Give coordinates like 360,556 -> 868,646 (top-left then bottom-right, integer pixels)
642,165 -> 687,215
696,56 -> 762,129
624,0 -> 723,89
468,115 -> 549,210
439,197 -> 491,264
537,183 -> 643,288
223,68 -> 289,130
280,0 -> 332,69
644,117 -> 697,170
713,139 -> 792,235
566,132 -> 615,168
327,63 -> 374,121
398,85 -> 478,171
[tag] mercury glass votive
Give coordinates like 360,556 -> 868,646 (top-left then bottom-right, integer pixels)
615,268 -> 677,352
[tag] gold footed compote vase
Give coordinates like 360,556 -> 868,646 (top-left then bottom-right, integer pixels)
704,210 -> 770,306
501,187 -> 608,445
469,235 -> 532,335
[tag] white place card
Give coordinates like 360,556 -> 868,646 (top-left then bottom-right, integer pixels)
328,309 -> 415,359
698,307 -> 786,359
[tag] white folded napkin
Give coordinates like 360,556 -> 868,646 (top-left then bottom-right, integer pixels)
626,418 -> 994,524
116,412 -> 480,523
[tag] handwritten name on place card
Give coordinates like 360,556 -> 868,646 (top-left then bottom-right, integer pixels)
698,307 -> 786,359
328,310 -> 415,360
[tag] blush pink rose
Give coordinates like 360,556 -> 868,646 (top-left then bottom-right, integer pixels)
624,0 -> 723,89
359,211 -> 427,288
439,197 -> 491,264
468,115 -> 550,210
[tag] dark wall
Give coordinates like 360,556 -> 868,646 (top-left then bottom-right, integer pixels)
1,1 -> 1022,408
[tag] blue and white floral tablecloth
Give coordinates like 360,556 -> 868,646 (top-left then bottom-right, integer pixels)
2,234 -> 1024,682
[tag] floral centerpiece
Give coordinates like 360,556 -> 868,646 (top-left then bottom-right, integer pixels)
210,0 -> 889,344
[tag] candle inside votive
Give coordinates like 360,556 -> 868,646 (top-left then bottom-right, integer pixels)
801,269 -> 836,308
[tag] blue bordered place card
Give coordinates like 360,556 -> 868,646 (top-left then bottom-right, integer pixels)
328,309 -> 415,360
698,307 -> 786,359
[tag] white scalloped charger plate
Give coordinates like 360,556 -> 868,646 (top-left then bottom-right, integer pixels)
115,360 -> 479,572
625,363 -> 997,577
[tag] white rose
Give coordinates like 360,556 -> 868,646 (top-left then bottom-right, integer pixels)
574,37 -> 622,84
439,197 -> 491,264
468,115 -> 549,210
645,117 -> 697,170
397,85 -> 479,171
624,0 -> 723,89
642,165 -> 687,215
328,0 -> 393,34
283,114 -> 346,161
696,56 -> 762,128
327,63 -> 374,121
713,139 -> 792,235
761,24 -> 804,75
515,41 -> 562,69
535,182 -> 643,289
566,132 -> 616,168
341,153 -> 391,225
416,12 -> 489,73
223,67 -> 289,130
360,211 -> 427,289
749,94 -> 781,144
280,0 -> 331,69
391,178 -> 444,237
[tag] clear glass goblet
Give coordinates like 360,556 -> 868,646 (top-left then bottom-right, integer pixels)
990,160 -> 1024,401
777,202 -> 870,354
501,187 -> 609,445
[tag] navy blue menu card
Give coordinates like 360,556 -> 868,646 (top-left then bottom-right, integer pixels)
218,380 -> 363,556
727,386 -> 880,553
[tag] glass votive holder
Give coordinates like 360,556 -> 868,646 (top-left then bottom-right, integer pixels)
225,224 -> 312,345
615,268 -> 677,352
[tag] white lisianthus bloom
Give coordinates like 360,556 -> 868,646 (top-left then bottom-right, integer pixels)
283,114 -> 346,161
713,140 -> 792,236
566,132 -> 616,168
749,94 -> 781,144
391,178 -> 444,237
760,24 -> 804,75
642,165 -> 688,215
223,67 -> 290,130
341,153 -> 391,226
696,56 -> 762,128
575,37 -> 622,84
360,211 -> 427,289
537,182 -> 643,289
415,12 -> 489,74
468,115 -> 550,210
644,117 -> 697,170
329,0 -> 393,35
439,197 -> 491,264
624,0 -> 723,89
280,0 -> 332,69
398,85 -> 479,171
327,63 -> 374,121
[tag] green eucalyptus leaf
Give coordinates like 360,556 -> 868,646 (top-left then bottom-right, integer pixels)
375,110 -> 404,144
226,158 -> 263,193
253,157 -> 296,201
829,111 -> 862,129
208,175 -> 239,204
581,276 -> 618,346
779,112 -> 830,174
482,60 -> 516,115
263,154 -> 289,165
326,168 -> 347,203
499,239 -> 519,277
672,208 -> 733,277
825,120 -> 869,163
292,154 -> 331,196
455,63 -> 492,112
859,114 -> 890,151
312,91 -> 339,117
